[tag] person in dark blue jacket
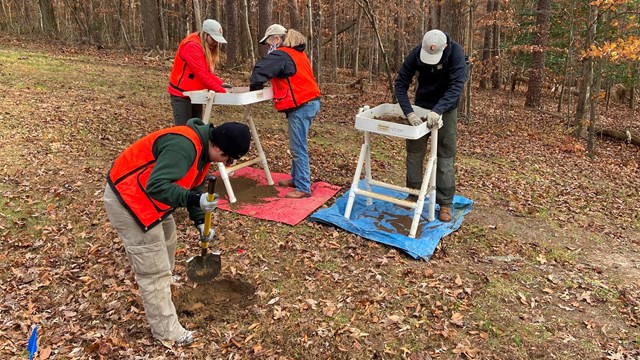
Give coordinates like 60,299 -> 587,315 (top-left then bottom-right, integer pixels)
394,29 -> 467,222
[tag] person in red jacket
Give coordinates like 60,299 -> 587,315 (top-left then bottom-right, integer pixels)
250,28 -> 321,199
168,19 -> 230,125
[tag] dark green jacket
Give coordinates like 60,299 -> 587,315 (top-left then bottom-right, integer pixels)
145,118 -> 212,226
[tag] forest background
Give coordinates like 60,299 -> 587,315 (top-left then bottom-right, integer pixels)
0,0 -> 639,359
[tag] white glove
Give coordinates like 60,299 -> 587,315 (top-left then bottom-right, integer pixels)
406,112 -> 423,126
426,112 -> 441,128
197,224 -> 214,242
199,193 -> 219,212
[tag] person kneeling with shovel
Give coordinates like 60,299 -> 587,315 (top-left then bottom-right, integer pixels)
103,118 -> 250,346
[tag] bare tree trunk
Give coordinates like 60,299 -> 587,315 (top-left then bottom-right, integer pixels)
38,0 -> 58,36
524,0 -> 551,109
573,5 -> 597,137
368,36 -> 374,83
311,1 -> 322,84
429,0 -> 440,29
116,0 -> 133,50
491,0 -> 501,89
330,0 -> 337,80
307,0 -> 313,60
479,0 -> 493,90
462,0 -> 474,122
288,0 -> 300,30
224,0 -> 239,65
158,0 -> 169,50
240,0 -> 254,63
258,0 -> 273,57
216,0 -> 222,21
192,0 -> 202,30
352,7 -> 362,77
631,64 -> 638,113
557,0 -> 576,113
440,0 -> 464,44
1,0 -> 14,32
62,0 -> 90,40
140,0 -> 162,49
394,0 -> 403,70
588,59 -> 602,157
356,0 -> 395,102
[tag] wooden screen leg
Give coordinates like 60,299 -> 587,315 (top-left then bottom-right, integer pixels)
217,162 -> 236,203
245,106 -> 274,185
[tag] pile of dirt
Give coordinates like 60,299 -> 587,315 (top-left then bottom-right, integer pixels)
214,176 -> 279,209
174,278 -> 256,323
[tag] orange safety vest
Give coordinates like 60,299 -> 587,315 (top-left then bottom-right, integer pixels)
270,47 -> 321,112
107,126 -> 210,231
169,33 -> 207,94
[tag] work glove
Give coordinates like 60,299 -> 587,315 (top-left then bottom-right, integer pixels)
221,82 -> 233,89
406,112 -> 423,126
197,224 -> 215,242
426,111 -> 442,128
199,193 -> 219,212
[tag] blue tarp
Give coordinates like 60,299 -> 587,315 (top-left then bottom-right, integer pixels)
310,181 -> 473,260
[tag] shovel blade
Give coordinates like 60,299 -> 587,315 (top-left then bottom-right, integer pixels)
186,253 -> 221,283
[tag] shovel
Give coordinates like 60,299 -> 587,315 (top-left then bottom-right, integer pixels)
186,176 -> 222,283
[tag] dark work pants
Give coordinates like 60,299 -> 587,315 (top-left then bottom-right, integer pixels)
405,108 -> 457,206
170,95 -> 203,125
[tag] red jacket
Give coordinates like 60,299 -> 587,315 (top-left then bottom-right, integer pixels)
107,126 -> 210,231
168,32 -> 226,97
270,47 -> 320,112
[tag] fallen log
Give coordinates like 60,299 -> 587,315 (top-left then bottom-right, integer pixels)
535,109 -> 639,146
595,127 -> 640,146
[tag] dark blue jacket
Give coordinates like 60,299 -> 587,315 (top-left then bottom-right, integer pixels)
250,44 -> 305,90
394,33 -> 467,116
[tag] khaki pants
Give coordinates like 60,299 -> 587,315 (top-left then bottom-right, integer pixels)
405,108 -> 457,206
103,184 -> 185,341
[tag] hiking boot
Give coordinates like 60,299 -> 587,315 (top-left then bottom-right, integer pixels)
285,190 -> 310,199
278,179 -> 295,188
175,330 -> 195,347
439,206 -> 452,222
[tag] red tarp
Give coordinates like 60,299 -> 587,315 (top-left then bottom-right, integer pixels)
214,167 -> 341,226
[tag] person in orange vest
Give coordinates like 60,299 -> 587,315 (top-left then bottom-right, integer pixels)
168,19 -> 231,125
249,27 -> 321,199
103,119 -> 250,346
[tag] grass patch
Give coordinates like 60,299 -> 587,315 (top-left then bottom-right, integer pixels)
545,245 -> 577,264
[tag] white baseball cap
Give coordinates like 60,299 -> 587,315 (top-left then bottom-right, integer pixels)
202,19 -> 227,44
259,24 -> 287,45
420,30 -> 447,65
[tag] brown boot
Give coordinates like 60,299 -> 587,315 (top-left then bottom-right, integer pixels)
278,179 -> 295,188
285,190 -> 310,199
439,206 -> 452,222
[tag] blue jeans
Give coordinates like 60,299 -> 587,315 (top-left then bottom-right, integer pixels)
286,99 -> 320,194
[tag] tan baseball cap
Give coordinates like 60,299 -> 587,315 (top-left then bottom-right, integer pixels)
259,24 -> 287,44
420,30 -> 447,65
202,19 -> 227,44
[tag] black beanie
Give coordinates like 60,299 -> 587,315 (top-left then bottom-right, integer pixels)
210,122 -> 251,159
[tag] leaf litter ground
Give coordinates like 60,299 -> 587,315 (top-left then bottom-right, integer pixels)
0,36 -> 638,359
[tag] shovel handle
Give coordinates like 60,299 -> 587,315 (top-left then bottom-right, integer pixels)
203,176 -> 217,239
